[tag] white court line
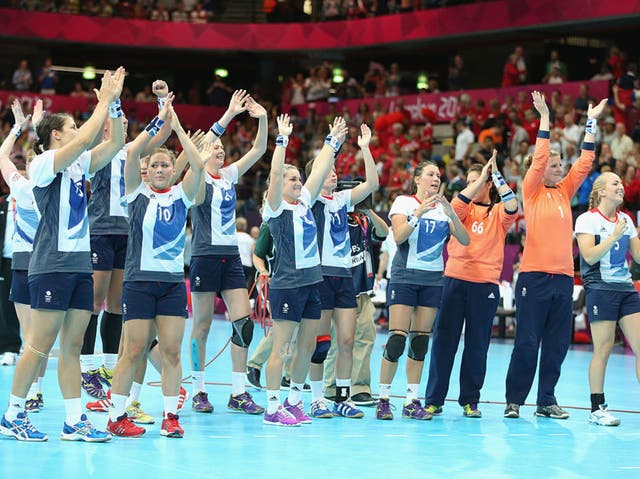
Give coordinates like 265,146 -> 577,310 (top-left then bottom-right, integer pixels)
618,467 -> 640,470
427,434 -> 449,437
299,434 -> 321,438
384,434 -> 409,437
508,433 -> 530,436
208,435 -> 233,439
341,434 -> 365,438
468,434 -> 487,437
254,434 -> 277,438
548,433 -> 570,436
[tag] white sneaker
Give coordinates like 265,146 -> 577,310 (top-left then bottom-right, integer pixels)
589,404 -> 620,426
1,352 -> 18,366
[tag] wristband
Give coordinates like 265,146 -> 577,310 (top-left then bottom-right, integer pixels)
157,96 -> 167,111
275,135 -> 289,148
324,134 -> 342,152
10,125 -> 22,138
491,170 -> 507,189
144,116 -> 165,137
407,214 -> 419,228
500,190 -> 516,203
585,118 -> 597,135
109,98 -> 123,119
210,121 -> 225,137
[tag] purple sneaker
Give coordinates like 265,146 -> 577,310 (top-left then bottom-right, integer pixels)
402,399 -> 433,420
37,393 -> 44,410
263,405 -> 299,427
25,397 -> 40,413
81,371 -> 106,399
227,392 -> 265,414
191,391 -> 214,413
283,398 -> 312,424
376,398 -> 393,420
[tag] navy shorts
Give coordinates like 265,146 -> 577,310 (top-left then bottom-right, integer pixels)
586,287 -> 640,322
319,276 -> 357,310
388,282 -> 443,308
91,234 -> 128,271
9,269 -> 30,305
29,272 -> 93,312
190,254 -> 246,294
122,281 -> 188,321
270,284 -> 322,322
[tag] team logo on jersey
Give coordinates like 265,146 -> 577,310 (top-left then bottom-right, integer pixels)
329,208 -> 350,259
220,187 -> 236,236
16,205 -> 38,244
416,219 -> 449,262
194,276 -> 201,287
152,201 -> 187,260
44,290 -> 52,303
521,287 -> 527,297
488,292 -> 495,299
282,302 -> 289,315
122,303 -> 127,315
301,209 -> 318,259
92,252 -> 99,264
592,305 -> 598,316
68,177 -> 89,240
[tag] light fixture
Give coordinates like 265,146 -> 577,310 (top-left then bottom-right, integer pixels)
83,66 -> 96,80
417,73 -> 428,90
332,68 -> 344,84
214,68 -> 229,78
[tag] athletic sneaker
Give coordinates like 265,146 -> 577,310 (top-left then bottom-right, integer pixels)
192,391 -> 214,413
402,400 -> 433,420
333,400 -> 364,418
535,404 -> 569,419
81,370 -> 107,399
25,397 -> 40,413
86,389 -> 111,412
281,377 -> 311,390
61,414 -> 111,442
504,403 -> 520,418
0,351 -> 17,366
376,398 -> 393,420
588,404 -> 620,426
283,398 -> 312,424
97,366 -> 113,387
309,399 -> 333,419
177,387 -> 188,413
424,404 -> 443,416
462,403 -> 482,418
263,405 -> 299,427
37,393 -> 44,410
227,392 -> 265,414
126,401 -> 155,424
107,413 -> 146,438
351,392 -> 376,407
246,366 -> 262,388
0,412 -> 48,441
160,413 -> 183,438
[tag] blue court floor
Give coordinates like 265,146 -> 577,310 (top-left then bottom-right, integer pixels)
1,318 -> 639,479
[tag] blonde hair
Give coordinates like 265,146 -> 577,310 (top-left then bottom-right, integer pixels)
148,147 -> 176,165
523,149 -> 561,174
588,172 -> 618,209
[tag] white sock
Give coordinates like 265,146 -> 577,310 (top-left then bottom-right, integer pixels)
405,383 -> 419,404
266,390 -> 280,414
288,382 -> 304,405
164,396 -> 179,416
103,354 -> 118,370
37,377 -> 44,393
27,382 -> 38,400
109,393 -> 128,421
310,380 -> 324,402
191,371 -> 205,395
231,372 -> 245,396
64,398 -> 83,425
126,382 -> 142,406
6,395 -> 26,420
80,354 -> 97,373
379,384 -> 391,400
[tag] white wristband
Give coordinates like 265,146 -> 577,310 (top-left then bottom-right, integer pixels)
407,215 -> 419,228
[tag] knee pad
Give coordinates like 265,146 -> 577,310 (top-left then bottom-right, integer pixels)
383,331 -> 407,363
407,331 -> 429,361
231,316 -> 254,348
311,335 -> 331,364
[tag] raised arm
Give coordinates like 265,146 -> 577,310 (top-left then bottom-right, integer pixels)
522,91 -> 551,194
171,129 -> 206,186
88,67 -> 127,174
266,114 -> 292,212
350,123 -> 379,205
171,106 -> 204,201
0,100 -> 31,182
193,140 -> 213,206
53,68 -> 125,174
488,152 -> 518,213
234,97 -> 268,177
124,94 -> 173,194
204,89 -> 249,144
459,152 -> 493,200
143,79 -> 174,155
361,208 -> 389,239
305,116 -> 349,200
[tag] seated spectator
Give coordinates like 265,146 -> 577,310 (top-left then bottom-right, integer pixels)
611,122 -> 634,161
12,60 -> 32,91
150,3 -> 170,20
97,0 -> 114,17
171,1 -> 189,21
135,84 -> 155,102
448,54 -> 466,91
37,57 -> 57,94
544,66 -> 566,84
544,50 -> 568,80
323,0 -> 342,20
69,81 -> 89,98
574,83 -> 592,118
502,54 -> 523,88
190,3 -> 208,22
385,63 -> 401,97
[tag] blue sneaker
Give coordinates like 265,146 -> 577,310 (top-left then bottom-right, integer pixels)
333,400 -> 364,418
309,399 -> 333,419
0,412 -> 48,442
61,414 -> 111,442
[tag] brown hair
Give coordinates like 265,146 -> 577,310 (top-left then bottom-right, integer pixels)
467,164 -> 500,217
34,113 -> 71,154
148,147 -> 176,166
410,161 -> 439,194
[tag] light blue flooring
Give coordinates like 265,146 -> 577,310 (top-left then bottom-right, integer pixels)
1,318 -> 639,479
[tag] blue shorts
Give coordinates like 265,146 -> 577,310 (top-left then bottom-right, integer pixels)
270,285 -> 322,322
585,288 -> 640,322
319,276 -> 357,310
91,234 -> 128,271
29,273 -> 93,312
190,254 -> 246,294
122,281 -> 188,321
9,270 -> 30,305
388,282 -> 443,308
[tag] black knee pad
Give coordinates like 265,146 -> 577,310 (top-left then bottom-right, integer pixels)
383,331 -> 407,363
407,331 -> 429,361
231,316 -> 254,348
311,335 -> 331,364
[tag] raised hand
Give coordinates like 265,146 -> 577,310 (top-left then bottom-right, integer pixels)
199,140 -> 214,163
152,80 -> 169,98
245,97 -> 267,119
531,91 -> 549,117
32,99 -> 44,128
11,99 -> 31,130
587,99 -> 608,119
357,123 -> 372,148
434,194 -> 455,216
95,66 -> 126,103
227,89 -> 249,116
168,105 -> 183,132
329,116 -> 348,142
158,92 -> 174,122
277,114 -> 293,136
189,129 -> 207,149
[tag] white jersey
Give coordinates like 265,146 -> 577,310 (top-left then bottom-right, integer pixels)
8,172 -> 39,270
311,190 -> 353,277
